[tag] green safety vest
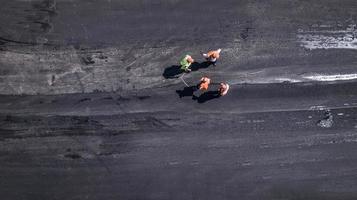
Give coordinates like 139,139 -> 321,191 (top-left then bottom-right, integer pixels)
180,56 -> 191,70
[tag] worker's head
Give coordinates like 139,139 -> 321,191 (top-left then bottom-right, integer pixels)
212,53 -> 219,58
187,57 -> 194,63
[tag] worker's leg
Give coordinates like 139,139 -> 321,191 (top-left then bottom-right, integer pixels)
181,65 -> 191,72
209,57 -> 217,66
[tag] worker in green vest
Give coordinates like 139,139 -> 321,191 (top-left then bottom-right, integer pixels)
180,55 -> 194,72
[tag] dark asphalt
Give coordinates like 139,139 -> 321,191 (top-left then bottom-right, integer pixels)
1,0 -> 357,200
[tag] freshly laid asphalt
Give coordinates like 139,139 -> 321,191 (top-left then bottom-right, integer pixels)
1,0 -> 357,199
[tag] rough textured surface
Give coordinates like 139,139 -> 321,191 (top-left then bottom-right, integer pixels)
1,0 -> 357,94
1,0 -> 357,199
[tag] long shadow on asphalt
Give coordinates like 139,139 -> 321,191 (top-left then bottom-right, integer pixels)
176,86 -> 220,103
162,61 -> 213,79
193,91 -> 220,103
176,86 -> 198,98
163,65 -> 182,79
190,61 -> 212,71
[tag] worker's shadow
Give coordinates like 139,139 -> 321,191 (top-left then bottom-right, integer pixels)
176,86 -> 220,103
190,61 -> 212,71
163,65 -> 182,79
162,61 -> 212,79
193,91 -> 220,103
176,86 -> 198,98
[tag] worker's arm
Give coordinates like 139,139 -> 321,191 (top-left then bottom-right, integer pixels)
206,51 -> 214,57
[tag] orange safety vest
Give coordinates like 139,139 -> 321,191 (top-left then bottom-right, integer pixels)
199,77 -> 211,90
207,50 -> 220,59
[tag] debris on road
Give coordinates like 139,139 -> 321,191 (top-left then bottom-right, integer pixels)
317,110 -> 333,128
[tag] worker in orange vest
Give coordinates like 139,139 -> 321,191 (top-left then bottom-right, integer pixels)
203,48 -> 221,66
198,76 -> 211,91
219,82 -> 229,96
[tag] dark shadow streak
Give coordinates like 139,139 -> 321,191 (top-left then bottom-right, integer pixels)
163,65 -> 183,79
162,61 -> 213,79
193,91 -> 220,103
0,36 -> 54,46
176,86 -> 198,98
190,61 -> 212,71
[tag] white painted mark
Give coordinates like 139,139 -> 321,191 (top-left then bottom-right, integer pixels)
274,78 -> 301,83
248,70 -> 265,75
309,105 -> 327,111
303,74 -> 357,81
298,34 -> 357,50
298,24 -> 357,50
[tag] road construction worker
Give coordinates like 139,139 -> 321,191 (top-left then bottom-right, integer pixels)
198,76 -> 211,91
203,48 -> 221,66
180,55 -> 194,72
219,82 -> 229,96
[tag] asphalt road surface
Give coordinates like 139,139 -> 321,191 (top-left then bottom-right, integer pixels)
1,0 -> 357,199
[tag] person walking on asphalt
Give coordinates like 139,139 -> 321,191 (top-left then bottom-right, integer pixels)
203,48 -> 221,66
180,55 -> 194,72
198,76 -> 211,91
219,82 -> 229,96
